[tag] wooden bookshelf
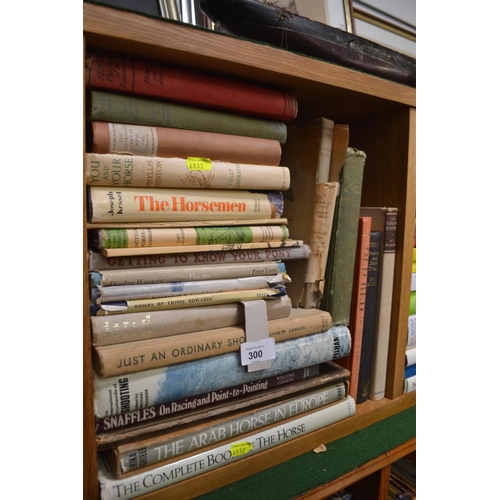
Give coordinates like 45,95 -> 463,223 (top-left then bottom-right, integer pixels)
83,3 -> 416,499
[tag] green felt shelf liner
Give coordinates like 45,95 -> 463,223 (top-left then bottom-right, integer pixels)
196,405 -> 416,500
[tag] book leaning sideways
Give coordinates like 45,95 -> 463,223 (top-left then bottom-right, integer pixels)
87,186 -> 284,224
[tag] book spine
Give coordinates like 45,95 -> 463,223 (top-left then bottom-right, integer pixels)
95,364 -> 320,433
93,286 -> 287,316
93,326 -> 352,418
85,153 -> 290,191
94,272 -> 289,303
280,120 -> 335,308
91,295 -> 291,346
299,182 -> 339,308
98,239 -> 303,258
97,396 -> 356,500
90,122 -> 283,166
336,216 -> 371,400
404,364 -> 416,379
403,375 -> 416,394
408,290 -> 416,315
89,91 -> 288,144
85,51 -> 298,122
87,186 -> 284,224
356,231 -> 381,403
93,225 -> 289,249
321,148 -> 366,325
406,315 -> 416,348
113,383 -> 346,476
93,309 -> 332,376
369,210 -> 398,401
91,261 -> 285,287
88,245 -> 311,271
405,347 -> 416,367
315,118 -> 335,183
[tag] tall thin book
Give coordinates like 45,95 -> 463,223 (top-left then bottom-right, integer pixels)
282,118 -> 338,308
359,207 -> 398,400
336,216 -> 371,400
321,148 -> 366,325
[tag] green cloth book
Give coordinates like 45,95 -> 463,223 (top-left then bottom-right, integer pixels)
88,90 -> 288,144
321,147 -> 366,325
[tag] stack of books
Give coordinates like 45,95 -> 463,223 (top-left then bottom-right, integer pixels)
85,49 -> 356,499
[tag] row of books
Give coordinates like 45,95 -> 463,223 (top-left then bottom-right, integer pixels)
404,230 -> 417,394
85,49 -> 360,499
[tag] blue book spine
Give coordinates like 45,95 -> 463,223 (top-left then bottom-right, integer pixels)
404,364 -> 416,379
93,325 -> 351,418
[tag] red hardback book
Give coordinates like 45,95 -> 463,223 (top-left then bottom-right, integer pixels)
336,216 -> 371,401
85,50 -> 298,122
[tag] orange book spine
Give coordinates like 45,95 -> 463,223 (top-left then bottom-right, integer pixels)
90,122 -> 282,166
336,216 -> 371,400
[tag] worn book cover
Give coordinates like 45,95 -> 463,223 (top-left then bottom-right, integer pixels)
105,383 -> 347,477
321,148 -> 366,325
359,207 -> 398,400
282,118 -> 338,307
92,308 -> 332,376
87,186 -> 284,224
91,294 -> 291,346
88,245 -> 311,271
89,122 -> 283,166
85,152 -> 290,191
89,90 -> 288,144
93,326 -> 351,418
95,364 -> 340,439
97,396 -> 356,499
86,50 -> 298,122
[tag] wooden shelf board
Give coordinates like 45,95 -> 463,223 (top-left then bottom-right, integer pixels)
292,437 -> 416,500
83,2 -> 415,122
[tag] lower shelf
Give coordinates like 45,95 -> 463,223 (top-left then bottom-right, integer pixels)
134,392 -> 416,500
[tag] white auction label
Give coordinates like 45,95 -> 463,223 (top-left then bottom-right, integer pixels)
240,337 -> 276,366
